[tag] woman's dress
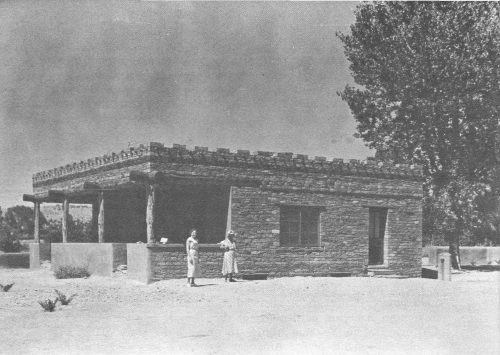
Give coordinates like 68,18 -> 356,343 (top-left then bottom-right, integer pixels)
220,239 -> 238,275
186,237 -> 201,278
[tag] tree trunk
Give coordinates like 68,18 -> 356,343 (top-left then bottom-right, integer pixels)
448,237 -> 461,270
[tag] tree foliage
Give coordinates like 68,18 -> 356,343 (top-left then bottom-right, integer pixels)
3,205 -> 48,239
338,2 -> 500,252
0,205 -> 94,249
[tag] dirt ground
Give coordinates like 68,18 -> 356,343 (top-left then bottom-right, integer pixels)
0,267 -> 498,355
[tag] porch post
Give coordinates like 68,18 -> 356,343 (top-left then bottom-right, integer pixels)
226,186 -> 233,234
62,198 -> 69,243
98,191 -> 105,243
146,184 -> 156,244
34,201 -> 40,243
91,199 -> 99,241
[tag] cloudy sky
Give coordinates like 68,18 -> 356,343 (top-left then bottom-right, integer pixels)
0,0 -> 371,208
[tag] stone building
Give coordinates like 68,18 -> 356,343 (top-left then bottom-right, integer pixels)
24,142 -> 423,282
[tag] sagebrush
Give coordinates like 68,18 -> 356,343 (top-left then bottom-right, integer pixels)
38,298 -> 58,312
55,289 -> 76,305
54,266 -> 90,279
0,283 -> 14,292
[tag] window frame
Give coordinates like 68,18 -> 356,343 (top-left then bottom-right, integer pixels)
279,205 -> 322,247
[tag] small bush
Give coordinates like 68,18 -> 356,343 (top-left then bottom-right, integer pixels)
38,298 -> 58,312
54,266 -> 90,279
55,289 -> 76,305
0,283 -> 14,292
0,232 -> 21,253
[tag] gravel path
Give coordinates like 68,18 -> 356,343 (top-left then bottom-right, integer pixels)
1,268 -> 498,355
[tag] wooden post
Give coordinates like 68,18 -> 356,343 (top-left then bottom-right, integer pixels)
62,198 -> 69,243
226,186 -> 233,234
34,201 -> 40,243
91,200 -> 99,242
98,192 -> 105,243
146,184 -> 156,244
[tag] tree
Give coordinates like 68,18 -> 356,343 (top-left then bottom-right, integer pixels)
41,215 -> 93,243
3,205 -> 48,239
0,207 -> 21,252
338,2 -> 500,267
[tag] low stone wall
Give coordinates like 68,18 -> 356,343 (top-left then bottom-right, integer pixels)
127,243 -> 225,283
0,252 -> 30,268
149,244 -> 224,282
425,246 -> 500,266
51,243 -> 127,277
29,243 -> 51,269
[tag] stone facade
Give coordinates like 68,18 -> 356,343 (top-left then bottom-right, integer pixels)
30,142 -> 423,280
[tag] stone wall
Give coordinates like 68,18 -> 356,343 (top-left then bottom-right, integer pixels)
230,187 -> 422,278
29,243 -> 51,268
0,252 -> 30,268
425,246 -> 500,266
31,142 -> 423,280
127,243 -> 151,284
127,244 -> 224,283
148,244 -> 224,282
51,243 -> 127,276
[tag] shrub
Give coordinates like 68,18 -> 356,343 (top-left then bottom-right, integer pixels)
38,298 -> 58,312
0,232 -> 21,253
55,289 -> 76,305
54,266 -> 90,279
0,283 -> 14,292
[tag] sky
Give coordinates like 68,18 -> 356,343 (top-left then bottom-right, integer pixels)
0,0 -> 371,208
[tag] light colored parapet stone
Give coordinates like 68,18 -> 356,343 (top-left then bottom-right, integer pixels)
29,243 -> 51,269
127,243 -> 152,284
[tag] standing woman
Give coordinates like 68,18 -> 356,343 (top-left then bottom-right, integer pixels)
219,230 -> 238,282
186,229 -> 201,287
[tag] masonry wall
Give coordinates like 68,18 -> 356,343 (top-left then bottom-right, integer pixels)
29,243 -> 51,269
230,187 -> 422,278
51,243 -> 127,277
425,246 -> 500,266
148,244 -> 224,282
32,144 -> 423,279
151,162 -> 423,278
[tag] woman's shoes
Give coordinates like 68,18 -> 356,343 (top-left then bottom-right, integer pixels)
229,279 -> 236,282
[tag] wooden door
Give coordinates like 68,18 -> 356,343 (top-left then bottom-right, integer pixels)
369,208 -> 387,265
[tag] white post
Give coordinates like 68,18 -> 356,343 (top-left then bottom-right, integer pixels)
438,252 -> 451,281
98,192 -> 105,243
146,184 -> 156,244
62,198 -> 69,243
226,186 -> 233,235
34,201 -> 40,243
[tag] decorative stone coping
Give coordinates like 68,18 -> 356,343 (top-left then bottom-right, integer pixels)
32,142 -> 424,184
146,243 -> 223,251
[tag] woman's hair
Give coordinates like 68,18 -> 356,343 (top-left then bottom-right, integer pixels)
189,228 -> 197,235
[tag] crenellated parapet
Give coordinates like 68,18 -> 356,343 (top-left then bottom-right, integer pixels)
32,142 -> 424,186
32,143 -> 155,185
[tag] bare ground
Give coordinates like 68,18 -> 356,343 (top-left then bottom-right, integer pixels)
0,267 -> 498,355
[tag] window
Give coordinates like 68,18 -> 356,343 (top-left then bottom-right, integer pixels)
279,206 -> 320,246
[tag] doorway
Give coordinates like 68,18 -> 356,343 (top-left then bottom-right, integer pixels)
369,208 -> 387,265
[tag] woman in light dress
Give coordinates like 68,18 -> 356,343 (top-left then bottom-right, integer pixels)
219,230 -> 238,282
186,229 -> 201,287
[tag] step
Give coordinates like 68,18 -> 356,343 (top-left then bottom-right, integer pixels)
372,274 -> 409,279
367,268 -> 396,275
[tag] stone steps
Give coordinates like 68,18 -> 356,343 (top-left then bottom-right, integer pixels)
367,266 -> 406,278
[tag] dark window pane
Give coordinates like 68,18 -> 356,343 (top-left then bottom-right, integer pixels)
280,206 -> 320,246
